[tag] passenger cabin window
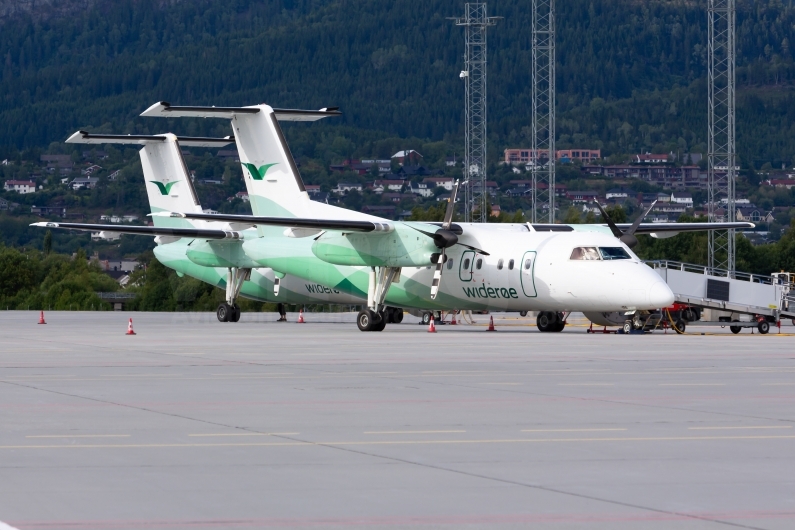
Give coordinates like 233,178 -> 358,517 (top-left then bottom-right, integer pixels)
570,247 -> 601,261
476,258 -> 483,270
463,258 -> 471,269
497,259 -> 504,270
524,258 -> 532,270
599,247 -> 632,260
508,259 -> 515,270
447,258 -> 454,270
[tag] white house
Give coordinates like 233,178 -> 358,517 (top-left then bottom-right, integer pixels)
670,192 -> 693,207
4,180 -> 36,194
332,182 -> 363,194
605,188 -> 631,200
373,179 -> 405,193
70,177 -> 99,190
422,177 -> 454,191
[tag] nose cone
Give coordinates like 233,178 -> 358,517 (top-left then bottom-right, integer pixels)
649,280 -> 675,308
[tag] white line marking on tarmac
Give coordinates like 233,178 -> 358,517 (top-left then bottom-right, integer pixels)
479,382 -> 523,386
364,430 -> 466,434
558,383 -> 614,386
688,426 -> 792,430
659,383 -> 725,386
26,434 -> 130,439
188,433 -> 299,437
521,428 -> 627,433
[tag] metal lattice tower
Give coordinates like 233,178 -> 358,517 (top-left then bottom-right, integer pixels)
453,4 -> 498,223
708,0 -> 736,272
531,0 -> 555,223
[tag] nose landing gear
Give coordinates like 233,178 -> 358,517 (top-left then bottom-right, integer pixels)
537,311 -> 566,332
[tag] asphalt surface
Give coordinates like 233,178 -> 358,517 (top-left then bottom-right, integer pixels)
1,311 -> 794,530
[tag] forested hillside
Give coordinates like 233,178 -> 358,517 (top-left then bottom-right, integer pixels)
1,0 -> 794,165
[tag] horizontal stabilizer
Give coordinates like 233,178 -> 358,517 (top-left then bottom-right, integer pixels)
65,131 -> 234,147
151,212 -> 391,233
141,101 -> 342,121
30,222 -> 240,240
616,222 -> 755,234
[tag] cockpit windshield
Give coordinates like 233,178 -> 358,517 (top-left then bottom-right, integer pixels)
570,247 -> 601,260
570,246 -> 632,261
598,247 -> 632,260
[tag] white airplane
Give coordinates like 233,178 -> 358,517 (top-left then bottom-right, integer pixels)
134,102 -> 753,332
33,131 -> 363,321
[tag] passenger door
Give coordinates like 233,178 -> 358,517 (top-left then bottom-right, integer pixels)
520,251 -> 537,297
459,250 -> 475,282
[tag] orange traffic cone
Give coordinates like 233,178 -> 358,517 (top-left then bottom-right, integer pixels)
38,311 -> 46,325
486,315 -> 496,331
297,309 -> 305,323
450,312 -> 457,325
126,318 -> 136,335
428,315 -> 437,333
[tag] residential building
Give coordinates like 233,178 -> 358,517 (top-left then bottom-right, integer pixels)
70,177 -> 99,190
372,179 -> 405,193
217,149 -> 240,162
504,148 -> 549,165
766,179 -> 795,189
422,176 -> 454,191
0,197 -> 18,210
332,182 -> 363,194
556,149 -> 601,162
330,159 -> 391,175
582,165 -> 704,189
490,204 -> 501,217
107,170 -> 121,181
41,154 -> 73,171
566,190 -> 599,203
670,192 -> 693,207
605,188 -> 631,200
736,207 -> 774,223
391,150 -> 423,165
82,165 -> 102,175
31,205 -> 67,217
408,181 -> 435,198
445,156 -> 457,167
235,191 -> 249,202
122,215 -> 139,222
634,153 -> 670,164
4,180 -> 36,194
305,185 -> 321,195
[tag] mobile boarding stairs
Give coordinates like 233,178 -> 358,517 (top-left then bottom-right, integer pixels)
648,260 -> 795,333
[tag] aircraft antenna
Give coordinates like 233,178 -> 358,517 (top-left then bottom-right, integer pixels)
708,0 -> 736,273
531,0 -> 555,223
452,4 -> 499,223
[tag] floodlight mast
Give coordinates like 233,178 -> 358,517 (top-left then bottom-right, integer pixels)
531,0 -> 555,223
452,3 -> 499,223
708,0 -> 736,273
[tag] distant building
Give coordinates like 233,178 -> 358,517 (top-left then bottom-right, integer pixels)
605,188 -> 631,200
634,153 -> 670,164
305,185 -> 322,195
670,192 -> 693,207
82,150 -> 107,160
445,156 -> 457,167
69,177 -> 99,190
0,197 -> 19,210
736,207 -> 774,223
332,182 -> 363,194
566,190 -> 599,203
234,191 -> 249,202
503,148 -> 549,165
41,154 -> 73,171
556,149 -> 601,163
330,159 -> 391,175
391,150 -> 423,165
81,165 -> 102,175
422,177 -> 454,191
107,170 -> 121,181
4,180 -> 36,194
31,205 -> 67,217
372,179 -> 405,193
766,179 -> 795,189
582,165 -> 704,190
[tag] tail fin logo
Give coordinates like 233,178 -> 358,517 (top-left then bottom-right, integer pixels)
243,162 -> 278,181
150,181 -> 178,195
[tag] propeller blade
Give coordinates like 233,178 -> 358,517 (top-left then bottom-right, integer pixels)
593,200 -> 623,238
457,243 -> 490,256
626,200 -> 657,236
442,180 -> 460,229
430,251 -> 445,300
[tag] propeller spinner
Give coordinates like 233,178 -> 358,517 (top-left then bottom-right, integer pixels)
593,199 -> 657,249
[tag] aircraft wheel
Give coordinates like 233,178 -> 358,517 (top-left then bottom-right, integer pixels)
230,304 -> 241,322
392,309 -> 404,324
372,311 -> 387,332
758,320 -> 770,334
536,311 -> 552,332
520,310 -> 528,317
421,312 -> 432,325
674,319 -> 686,334
217,303 -> 232,322
622,320 -> 632,334
552,312 -> 566,332
730,320 -> 742,334
357,309 -> 377,332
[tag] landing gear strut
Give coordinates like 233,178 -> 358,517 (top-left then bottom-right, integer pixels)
217,267 -> 250,323
356,266 -> 401,332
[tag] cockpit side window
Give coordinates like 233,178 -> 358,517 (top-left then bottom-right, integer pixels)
570,247 -> 601,260
599,247 -> 632,260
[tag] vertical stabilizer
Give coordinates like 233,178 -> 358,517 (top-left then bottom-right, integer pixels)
140,135 -> 204,228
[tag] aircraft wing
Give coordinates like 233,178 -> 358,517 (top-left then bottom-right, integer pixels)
30,222 -> 241,240
151,212 -> 389,232
140,102 -> 342,121
614,222 -> 755,234
65,131 -> 234,147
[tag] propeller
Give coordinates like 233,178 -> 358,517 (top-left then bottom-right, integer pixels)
592,199 -> 657,249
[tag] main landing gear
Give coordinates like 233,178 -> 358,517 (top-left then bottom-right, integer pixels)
537,311 -> 566,332
356,266 -> 402,332
217,267 -> 250,323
